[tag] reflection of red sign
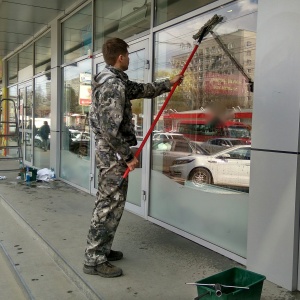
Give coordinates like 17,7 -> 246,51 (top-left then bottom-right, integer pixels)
79,73 -> 92,106
79,85 -> 92,106
204,72 -> 247,96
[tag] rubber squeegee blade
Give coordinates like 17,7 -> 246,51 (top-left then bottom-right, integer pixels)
193,14 -> 224,40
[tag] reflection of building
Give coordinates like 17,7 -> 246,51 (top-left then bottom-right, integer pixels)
171,30 -> 256,109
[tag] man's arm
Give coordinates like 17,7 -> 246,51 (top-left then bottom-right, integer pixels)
127,74 -> 183,100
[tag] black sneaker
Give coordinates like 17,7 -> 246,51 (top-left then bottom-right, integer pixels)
107,250 -> 123,261
83,262 -> 122,278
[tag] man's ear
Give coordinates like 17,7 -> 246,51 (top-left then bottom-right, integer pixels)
118,54 -> 123,62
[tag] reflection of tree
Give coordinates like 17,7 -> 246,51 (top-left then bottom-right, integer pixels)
154,69 -> 189,112
66,79 -> 84,114
70,87 -> 82,113
154,65 -> 246,114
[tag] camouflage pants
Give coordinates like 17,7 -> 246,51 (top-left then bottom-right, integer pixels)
84,151 -> 128,266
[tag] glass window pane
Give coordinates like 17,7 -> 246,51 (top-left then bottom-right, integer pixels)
24,85 -> 33,163
34,75 -> 51,169
8,85 -> 18,101
150,0 -> 258,257
35,31 -> 51,75
125,48 -> 146,207
94,0 -> 151,51
62,4 -> 92,64
155,0 -> 217,26
8,55 -> 18,85
19,44 -> 33,81
61,59 -> 91,189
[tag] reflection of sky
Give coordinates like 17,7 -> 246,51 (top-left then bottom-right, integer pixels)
64,59 -> 92,81
35,75 -> 50,97
126,49 -> 145,82
155,0 -> 257,71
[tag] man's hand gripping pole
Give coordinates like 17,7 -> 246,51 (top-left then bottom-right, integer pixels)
118,14 -> 223,188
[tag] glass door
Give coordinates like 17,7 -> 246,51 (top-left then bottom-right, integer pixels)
19,82 -> 33,166
92,38 -> 149,217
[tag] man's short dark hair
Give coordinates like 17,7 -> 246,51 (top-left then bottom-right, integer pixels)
102,38 -> 129,65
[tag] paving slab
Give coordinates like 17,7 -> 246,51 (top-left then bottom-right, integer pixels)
0,198 -> 88,300
0,243 -> 28,300
0,169 -> 300,299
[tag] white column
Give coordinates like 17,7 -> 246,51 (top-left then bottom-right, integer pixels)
247,0 -> 300,290
49,19 -> 61,174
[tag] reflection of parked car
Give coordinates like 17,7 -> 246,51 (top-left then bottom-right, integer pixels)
170,145 -> 251,187
34,128 -> 90,156
69,131 -> 90,157
152,132 -> 186,141
71,131 -> 90,142
201,138 -> 250,154
132,138 -> 209,172
34,132 -> 51,149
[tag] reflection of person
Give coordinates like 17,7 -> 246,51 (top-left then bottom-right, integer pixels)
206,102 -> 235,130
61,122 -> 70,150
40,121 -> 50,151
26,120 -> 37,135
84,37 -> 183,278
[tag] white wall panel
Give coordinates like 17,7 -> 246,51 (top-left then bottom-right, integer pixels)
248,0 -> 300,290
251,0 -> 300,152
248,150 -> 299,290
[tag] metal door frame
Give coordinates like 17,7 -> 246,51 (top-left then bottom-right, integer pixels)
18,80 -> 34,167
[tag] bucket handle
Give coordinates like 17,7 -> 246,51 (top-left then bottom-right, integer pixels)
194,291 -> 210,299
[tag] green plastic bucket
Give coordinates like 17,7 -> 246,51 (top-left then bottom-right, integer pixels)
195,267 -> 266,300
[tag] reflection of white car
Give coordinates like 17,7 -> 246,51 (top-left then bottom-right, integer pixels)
152,132 -> 186,141
201,138 -> 250,154
132,139 -> 208,172
34,133 -> 51,149
71,132 -> 90,142
170,145 -> 251,187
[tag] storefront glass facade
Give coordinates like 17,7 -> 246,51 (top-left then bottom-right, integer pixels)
150,0 -> 257,257
3,0 -> 257,261
4,30 -> 51,170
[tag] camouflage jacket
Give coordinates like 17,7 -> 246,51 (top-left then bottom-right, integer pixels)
89,65 -> 171,163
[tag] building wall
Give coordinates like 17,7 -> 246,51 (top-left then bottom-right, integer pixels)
247,0 -> 300,290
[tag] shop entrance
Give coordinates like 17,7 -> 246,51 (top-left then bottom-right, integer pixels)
92,38 -> 149,217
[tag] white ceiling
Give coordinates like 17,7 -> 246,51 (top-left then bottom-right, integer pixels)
0,0 -> 77,58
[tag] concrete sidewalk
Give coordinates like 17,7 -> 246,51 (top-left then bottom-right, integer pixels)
0,169 -> 300,299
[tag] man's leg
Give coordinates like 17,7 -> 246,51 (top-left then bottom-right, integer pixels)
43,139 -> 47,151
84,158 -> 128,276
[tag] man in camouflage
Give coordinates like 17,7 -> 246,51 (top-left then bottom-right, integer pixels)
83,38 -> 183,277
